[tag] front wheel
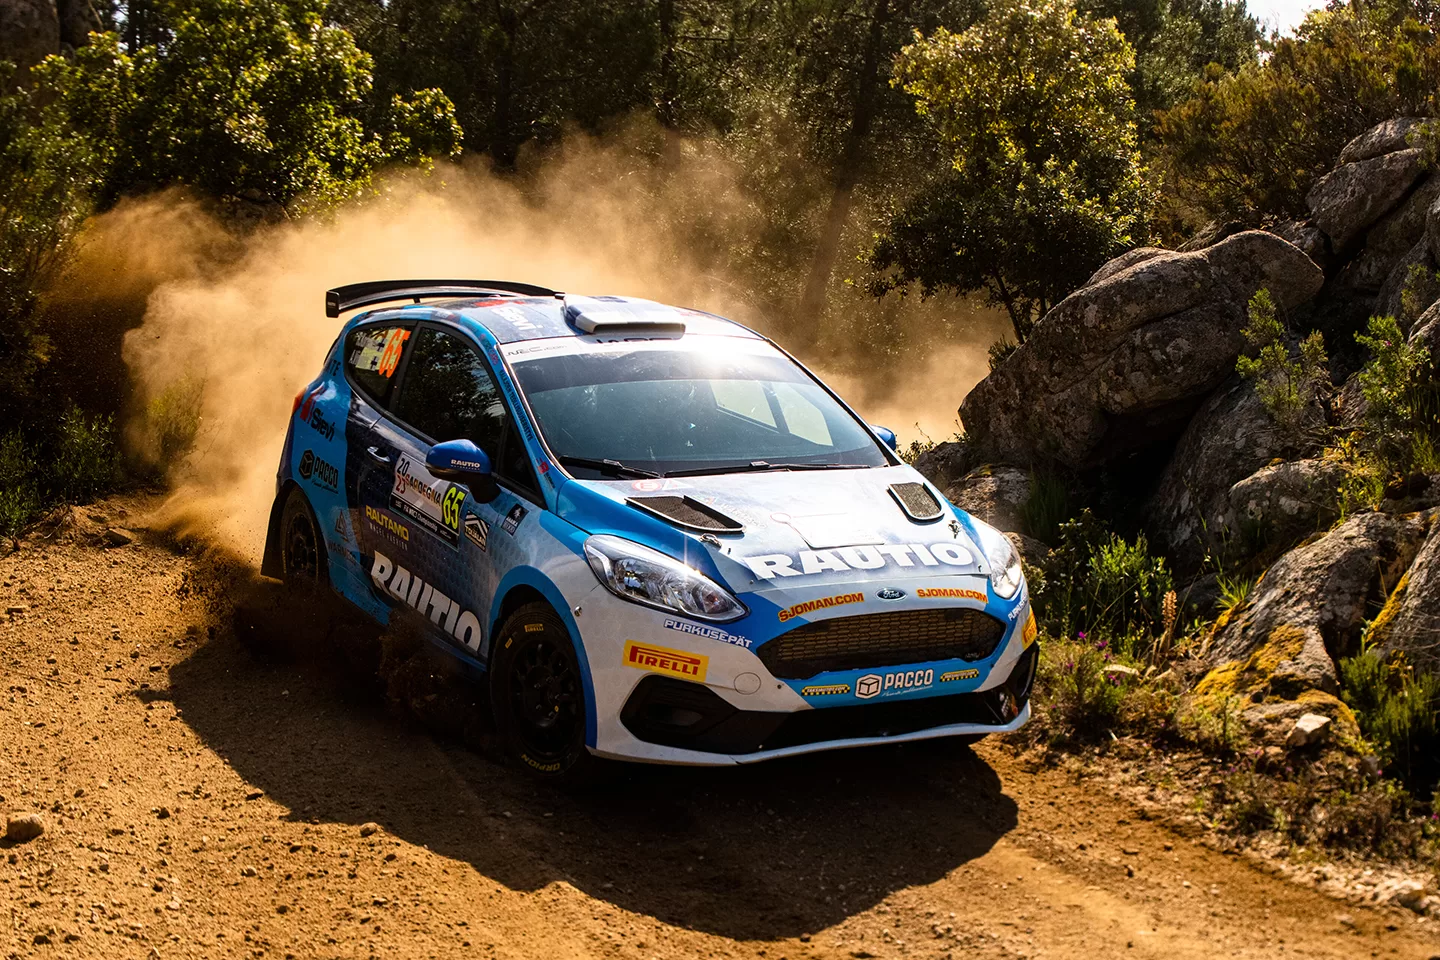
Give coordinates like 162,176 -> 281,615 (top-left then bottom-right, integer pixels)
490,602 -> 599,785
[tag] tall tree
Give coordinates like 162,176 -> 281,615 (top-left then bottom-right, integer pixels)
872,0 -> 1151,339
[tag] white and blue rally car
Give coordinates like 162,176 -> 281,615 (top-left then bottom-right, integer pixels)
261,280 -> 1037,779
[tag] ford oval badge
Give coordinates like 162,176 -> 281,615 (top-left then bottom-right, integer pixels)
877,588 -> 906,601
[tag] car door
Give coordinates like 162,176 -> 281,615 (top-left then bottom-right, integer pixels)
339,320 -> 420,576
383,322 -> 544,660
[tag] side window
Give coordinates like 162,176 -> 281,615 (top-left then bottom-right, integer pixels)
344,323 -> 414,409
391,327 -> 508,456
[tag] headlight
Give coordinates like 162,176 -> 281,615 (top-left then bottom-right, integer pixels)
976,522 -> 1024,600
584,535 -> 748,622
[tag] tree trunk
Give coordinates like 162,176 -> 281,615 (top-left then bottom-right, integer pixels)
657,0 -> 677,127
795,0 -> 892,346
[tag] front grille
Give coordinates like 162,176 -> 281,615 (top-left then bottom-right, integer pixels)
758,608 -> 1006,680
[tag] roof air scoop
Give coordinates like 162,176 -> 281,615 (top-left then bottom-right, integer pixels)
889,482 -> 945,523
563,295 -> 687,335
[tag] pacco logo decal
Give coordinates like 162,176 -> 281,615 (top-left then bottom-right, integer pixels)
855,669 -> 935,699
744,543 -> 974,580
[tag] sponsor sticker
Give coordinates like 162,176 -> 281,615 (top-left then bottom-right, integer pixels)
1022,609 -> 1038,647
777,592 -> 864,623
502,503 -> 527,536
856,668 -> 935,699
800,683 -> 851,697
463,513 -> 489,551
369,551 -> 482,651
744,543 -> 974,580
915,587 -> 987,603
364,505 -> 409,543
390,453 -> 460,547
377,328 -> 410,378
940,668 -> 980,683
664,618 -> 752,649
298,449 -> 339,492
623,641 -> 707,682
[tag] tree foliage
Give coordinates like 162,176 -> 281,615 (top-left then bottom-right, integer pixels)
1154,2 -> 1440,233
42,0 -> 462,211
872,0 -> 1151,339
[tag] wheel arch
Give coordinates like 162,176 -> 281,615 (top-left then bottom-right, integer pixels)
487,570 -> 598,748
259,479 -> 303,580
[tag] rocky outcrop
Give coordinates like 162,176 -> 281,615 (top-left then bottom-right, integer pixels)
960,231 -> 1323,469
1223,458 -> 1346,548
1207,511 -> 1430,694
1344,173 -> 1440,295
1339,117 -> 1425,164
1307,148 -> 1426,251
912,439 -> 979,496
942,464 -> 1030,534
1145,376 -> 1325,573
1371,518 -> 1440,674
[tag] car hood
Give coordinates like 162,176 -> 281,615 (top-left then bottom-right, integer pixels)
552,464 -> 991,595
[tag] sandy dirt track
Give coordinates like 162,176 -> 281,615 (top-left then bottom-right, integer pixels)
2,497 -> 1438,959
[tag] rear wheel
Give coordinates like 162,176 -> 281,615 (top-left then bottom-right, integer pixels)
280,486 -> 327,592
491,602 -> 599,785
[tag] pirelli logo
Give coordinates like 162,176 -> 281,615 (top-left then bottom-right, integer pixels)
778,592 -> 864,623
624,641 -> 708,683
1022,609 -> 1038,647
940,668 -> 980,683
915,587 -> 987,602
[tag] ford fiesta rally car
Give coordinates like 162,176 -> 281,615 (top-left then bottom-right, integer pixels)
262,279 -> 1037,779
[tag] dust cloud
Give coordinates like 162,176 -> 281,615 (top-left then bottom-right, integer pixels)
102,130 -> 1001,563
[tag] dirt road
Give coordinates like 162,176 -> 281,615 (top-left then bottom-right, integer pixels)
2,498 -> 1437,959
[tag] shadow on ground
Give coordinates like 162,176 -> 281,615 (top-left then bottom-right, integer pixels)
158,578 -> 1018,941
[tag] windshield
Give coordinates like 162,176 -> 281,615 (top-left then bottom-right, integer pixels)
507,337 -> 889,478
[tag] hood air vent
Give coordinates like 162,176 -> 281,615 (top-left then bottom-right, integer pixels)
889,482 -> 944,523
626,496 -> 744,533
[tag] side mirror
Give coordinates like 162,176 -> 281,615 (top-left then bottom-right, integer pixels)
870,424 -> 898,452
426,439 -> 499,503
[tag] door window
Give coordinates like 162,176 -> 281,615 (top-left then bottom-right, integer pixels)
344,323 -> 414,408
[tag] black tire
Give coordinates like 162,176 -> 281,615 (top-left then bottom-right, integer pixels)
490,602 -> 600,785
280,486 -> 327,592
955,733 -> 987,746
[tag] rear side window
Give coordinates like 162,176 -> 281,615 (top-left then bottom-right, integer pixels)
392,327 -> 508,454
344,323 -> 414,408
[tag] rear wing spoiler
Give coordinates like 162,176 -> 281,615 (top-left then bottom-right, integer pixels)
324,279 -> 561,318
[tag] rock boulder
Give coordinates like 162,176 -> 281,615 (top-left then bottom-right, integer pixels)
1145,376 -> 1325,574
960,231 -> 1323,469
1223,457 -> 1346,549
941,464 -> 1031,534
1370,516 -> 1440,675
1308,148 -> 1426,250
1338,117 -> 1425,165
1207,511 -> 1430,693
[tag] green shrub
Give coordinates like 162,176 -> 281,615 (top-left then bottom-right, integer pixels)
1019,468 -> 1071,544
52,405 -> 118,503
1215,573 -> 1255,618
1354,314 -> 1439,477
1033,510 -> 1174,658
0,431 -> 40,537
987,338 -> 1018,371
1235,288 -> 1329,431
146,376 -> 206,465
1339,646 -> 1440,796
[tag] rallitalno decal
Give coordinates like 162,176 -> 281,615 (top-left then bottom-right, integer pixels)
915,587 -> 987,602
391,453 -> 461,546
940,668 -> 980,683
664,618 -> 752,649
777,592 -> 863,623
856,668 -> 935,699
624,641 -> 708,682
800,683 -> 851,697
744,543 -> 974,580
370,551 -> 482,651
